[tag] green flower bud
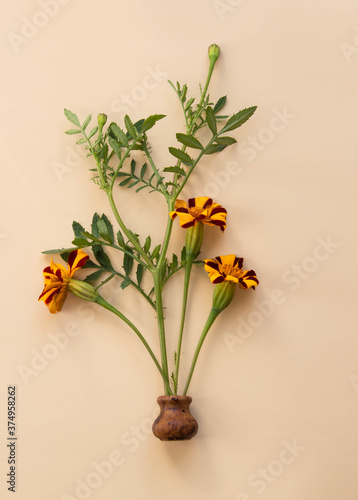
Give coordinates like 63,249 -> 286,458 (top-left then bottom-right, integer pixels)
208,44 -> 220,65
97,113 -> 107,127
212,280 -> 236,312
68,279 -> 99,302
185,222 -> 204,260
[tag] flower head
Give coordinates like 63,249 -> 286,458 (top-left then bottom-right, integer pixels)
204,254 -> 259,289
170,197 -> 227,232
39,249 -> 90,314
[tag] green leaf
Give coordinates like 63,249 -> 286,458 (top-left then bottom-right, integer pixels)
136,263 -> 144,286
123,252 -> 134,276
65,129 -> 81,135
72,237 -> 89,247
124,115 -> 138,138
92,244 -> 114,270
82,114 -> 92,130
117,230 -> 125,248
215,136 -> 237,146
91,213 -> 100,238
42,247 -> 78,254
64,109 -> 81,128
163,166 -> 186,176
176,133 -> 203,150
141,114 -> 166,133
72,221 -> 86,239
80,232 -> 101,243
140,163 -> 147,179
101,214 -> 114,244
168,147 -> 193,166
180,246 -> 186,265
76,138 -> 87,145
213,96 -> 227,114
151,244 -> 161,261
97,219 -> 112,243
84,269 -> 104,283
108,137 -> 121,159
204,144 -> 227,155
82,259 -> 100,269
119,176 -> 131,187
88,126 -> 98,139
206,106 -> 217,135
120,278 -> 131,290
134,119 -> 145,133
144,235 -> 151,253
109,123 -> 129,147
219,106 -> 257,134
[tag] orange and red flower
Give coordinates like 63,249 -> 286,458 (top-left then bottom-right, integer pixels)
39,249 -> 89,314
170,197 -> 227,232
204,254 -> 259,289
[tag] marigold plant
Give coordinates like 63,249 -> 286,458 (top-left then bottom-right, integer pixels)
39,44 -> 259,396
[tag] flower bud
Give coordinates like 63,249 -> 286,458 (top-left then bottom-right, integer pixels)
208,44 -> 220,65
97,113 -> 107,127
212,281 -> 236,312
68,279 -> 99,302
185,222 -> 204,260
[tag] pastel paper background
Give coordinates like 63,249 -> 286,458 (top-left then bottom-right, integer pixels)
1,1 -> 358,499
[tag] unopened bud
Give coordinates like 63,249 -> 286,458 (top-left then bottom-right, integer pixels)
208,44 -> 220,65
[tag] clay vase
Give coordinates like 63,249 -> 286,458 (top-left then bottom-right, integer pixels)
152,395 -> 198,441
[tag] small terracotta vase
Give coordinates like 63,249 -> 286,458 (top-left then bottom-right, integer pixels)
152,395 -> 198,441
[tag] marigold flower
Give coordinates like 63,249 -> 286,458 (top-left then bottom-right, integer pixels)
39,249 -> 90,314
204,254 -> 259,288
170,197 -> 227,232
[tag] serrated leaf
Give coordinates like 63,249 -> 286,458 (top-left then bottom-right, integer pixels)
215,136 -> 237,146
64,109 -> 81,128
176,133 -> 203,150
72,221 -> 86,239
84,269 -> 104,283
120,278 -> 131,290
136,263 -> 144,286
204,143 -> 227,155
141,114 -> 166,133
110,122 -> 129,147
163,166 -> 186,176
124,115 -> 138,138
97,219 -> 112,243
123,252 -> 134,276
206,106 -> 217,135
144,235 -> 151,253
91,213 -> 100,238
101,214 -> 114,244
82,114 -> 92,130
82,259 -> 100,269
219,106 -> 257,134
134,119 -> 145,132
117,230 -> 125,248
65,129 -> 81,135
213,96 -> 227,114
108,137 -> 121,159
80,232 -> 101,243
168,147 -> 193,166
42,247 -> 78,254
92,244 -> 114,270
71,237 -> 89,247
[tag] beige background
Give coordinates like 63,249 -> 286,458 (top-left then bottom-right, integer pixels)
1,0 -> 358,499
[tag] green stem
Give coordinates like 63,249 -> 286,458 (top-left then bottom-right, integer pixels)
107,190 -> 153,269
183,307 -> 220,395
173,257 -> 194,394
153,272 -> 172,395
143,145 -> 169,200
95,295 -> 168,387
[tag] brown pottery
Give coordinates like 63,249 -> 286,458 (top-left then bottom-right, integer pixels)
152,395 -> 198,441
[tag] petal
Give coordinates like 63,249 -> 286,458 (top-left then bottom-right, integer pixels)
174,199 -> 188,210
190,197 -> 213,211
68,249 -> 90,276
217,254 -> 237,267
239,270 -> 259,289
174,211 -> 196,229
